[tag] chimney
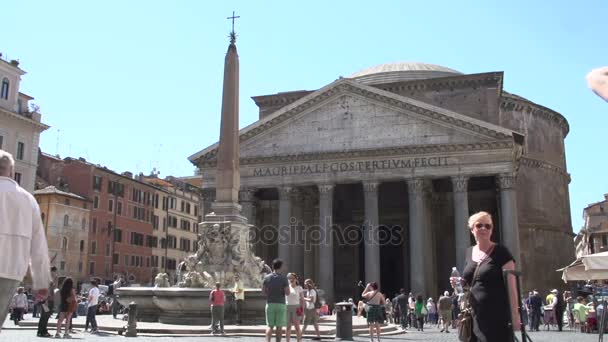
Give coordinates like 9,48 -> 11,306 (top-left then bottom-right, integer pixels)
122,171 -> 133,178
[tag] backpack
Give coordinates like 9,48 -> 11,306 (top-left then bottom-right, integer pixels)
311,289 -> 322,309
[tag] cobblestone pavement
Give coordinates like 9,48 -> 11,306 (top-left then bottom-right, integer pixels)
0,325 -> 602,342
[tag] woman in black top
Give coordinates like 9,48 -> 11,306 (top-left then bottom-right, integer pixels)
460,211 -> 519,342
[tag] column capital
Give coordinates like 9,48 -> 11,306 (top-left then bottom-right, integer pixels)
362,181 -> 380,194
278,186 -> 294,200
317,184 -> 334,195
497,174 -> 517,190
407,178 -> 426,195
451,175 -> 469,193
238,188 -> 256,202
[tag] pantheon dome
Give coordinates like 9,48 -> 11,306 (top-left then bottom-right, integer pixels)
350,61 -> 462,85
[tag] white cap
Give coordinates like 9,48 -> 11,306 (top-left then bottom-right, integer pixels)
444,291 -> 449,296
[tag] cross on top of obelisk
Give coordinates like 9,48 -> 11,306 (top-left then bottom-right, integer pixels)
227,11 -> 240,44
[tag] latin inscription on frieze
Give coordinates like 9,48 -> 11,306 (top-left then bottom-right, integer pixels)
252,156 -> 450,177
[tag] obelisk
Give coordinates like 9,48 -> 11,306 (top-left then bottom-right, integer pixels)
209,14 -> 245,223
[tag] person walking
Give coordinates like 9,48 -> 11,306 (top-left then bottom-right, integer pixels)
262,259 -> 289,342
454,211 -> 520,342
111,276 -> 123,319
85,280 -> 100,333
209,282 -> 225,335
394,289 -> 408,330
55,278 -> 76,338
0,151 -> 51,334
414,295 -> 425,331
362,282 -> 385,342
426,298 -> 437,325
285,273 -> 303,342
9,287 -> 28,325
233,273 -> 245,325
36,267 -> 57,337
551,289 -> 565,331
438,291 -> 452,333
529,290 -> 542,331
302,279 -> 321,340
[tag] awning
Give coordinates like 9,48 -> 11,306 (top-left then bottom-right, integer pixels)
558,252 -> 608,282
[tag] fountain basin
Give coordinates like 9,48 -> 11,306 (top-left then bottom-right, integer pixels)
115,287 -> 158,322
114,287 -> 266,325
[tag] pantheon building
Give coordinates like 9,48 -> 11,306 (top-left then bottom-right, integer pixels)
190,62 -> 574,302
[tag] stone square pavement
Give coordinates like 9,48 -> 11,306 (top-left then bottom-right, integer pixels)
2,313 -> 602,341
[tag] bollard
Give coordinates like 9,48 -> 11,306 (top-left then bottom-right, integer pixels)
334,302 -> 353,341
125,302 -> 137,337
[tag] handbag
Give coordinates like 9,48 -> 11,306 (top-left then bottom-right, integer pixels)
458,245 -> 494,342
296,306 -> 303,317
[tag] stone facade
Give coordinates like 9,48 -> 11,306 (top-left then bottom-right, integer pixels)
190,62 -> 574,300
576,194 -> 608,257
35,186 -> 90,283
0,57 -> 49,192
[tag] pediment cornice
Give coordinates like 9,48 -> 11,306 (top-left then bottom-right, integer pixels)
190,79 -> 516,165
198,140 -> 515,168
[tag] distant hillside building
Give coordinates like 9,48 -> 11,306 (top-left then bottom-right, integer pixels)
0,56 -> 49,192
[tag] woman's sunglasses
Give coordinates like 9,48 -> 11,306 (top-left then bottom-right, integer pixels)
475,223 -> 493,230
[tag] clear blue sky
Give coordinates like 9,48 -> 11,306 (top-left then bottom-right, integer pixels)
3,0 -> 606,232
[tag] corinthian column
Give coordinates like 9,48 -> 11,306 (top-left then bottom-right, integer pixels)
318,184 -> 334,304
497,174 -> 521,262
363,181 -> 381,285
239,188 -> 256,224
278,186 -> 293,270
451,176 -> 470,272
290,189 -> 305,278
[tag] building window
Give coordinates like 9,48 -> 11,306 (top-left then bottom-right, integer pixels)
14,172 -> 21,184
124,255 -> 129,266
114,228 -> 122,243
1,78 -> 9,100
79,240 -> 84,252
106,242 -> 110,256
186,203 -> 191,214
113,253 -> 119,265
91,241 -> 97,255
109,199 -> 114,212
92,217 -> 97,233
117,202 -> 122,215
93,196 -> 99,209
61,237 -> 68,251
78,262 -> 83,273
0,135 -> 3,149
64,198 -> 70,206
63,214 -> 69,227
60,261 -> 66,271
16,142 -> 25,160
89,262 -> 95,275
93,176 -> 102,191
81,218 -> 86,230
130,232 -> 144,246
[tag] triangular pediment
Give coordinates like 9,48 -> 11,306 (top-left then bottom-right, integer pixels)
189,79 -> 516,164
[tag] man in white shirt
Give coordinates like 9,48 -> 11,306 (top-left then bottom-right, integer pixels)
9,287 -> 28,325
233,274 -> 245,325
86,280 -> 100,333
0,151 -> 51,333
588,66 -> 608,102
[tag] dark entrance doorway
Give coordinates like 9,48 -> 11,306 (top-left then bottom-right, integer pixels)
379,181 -> 408,298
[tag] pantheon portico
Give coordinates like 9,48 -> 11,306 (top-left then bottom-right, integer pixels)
190,62 -> 574,302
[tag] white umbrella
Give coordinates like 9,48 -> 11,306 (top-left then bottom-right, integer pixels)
558,252 -> 608,282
